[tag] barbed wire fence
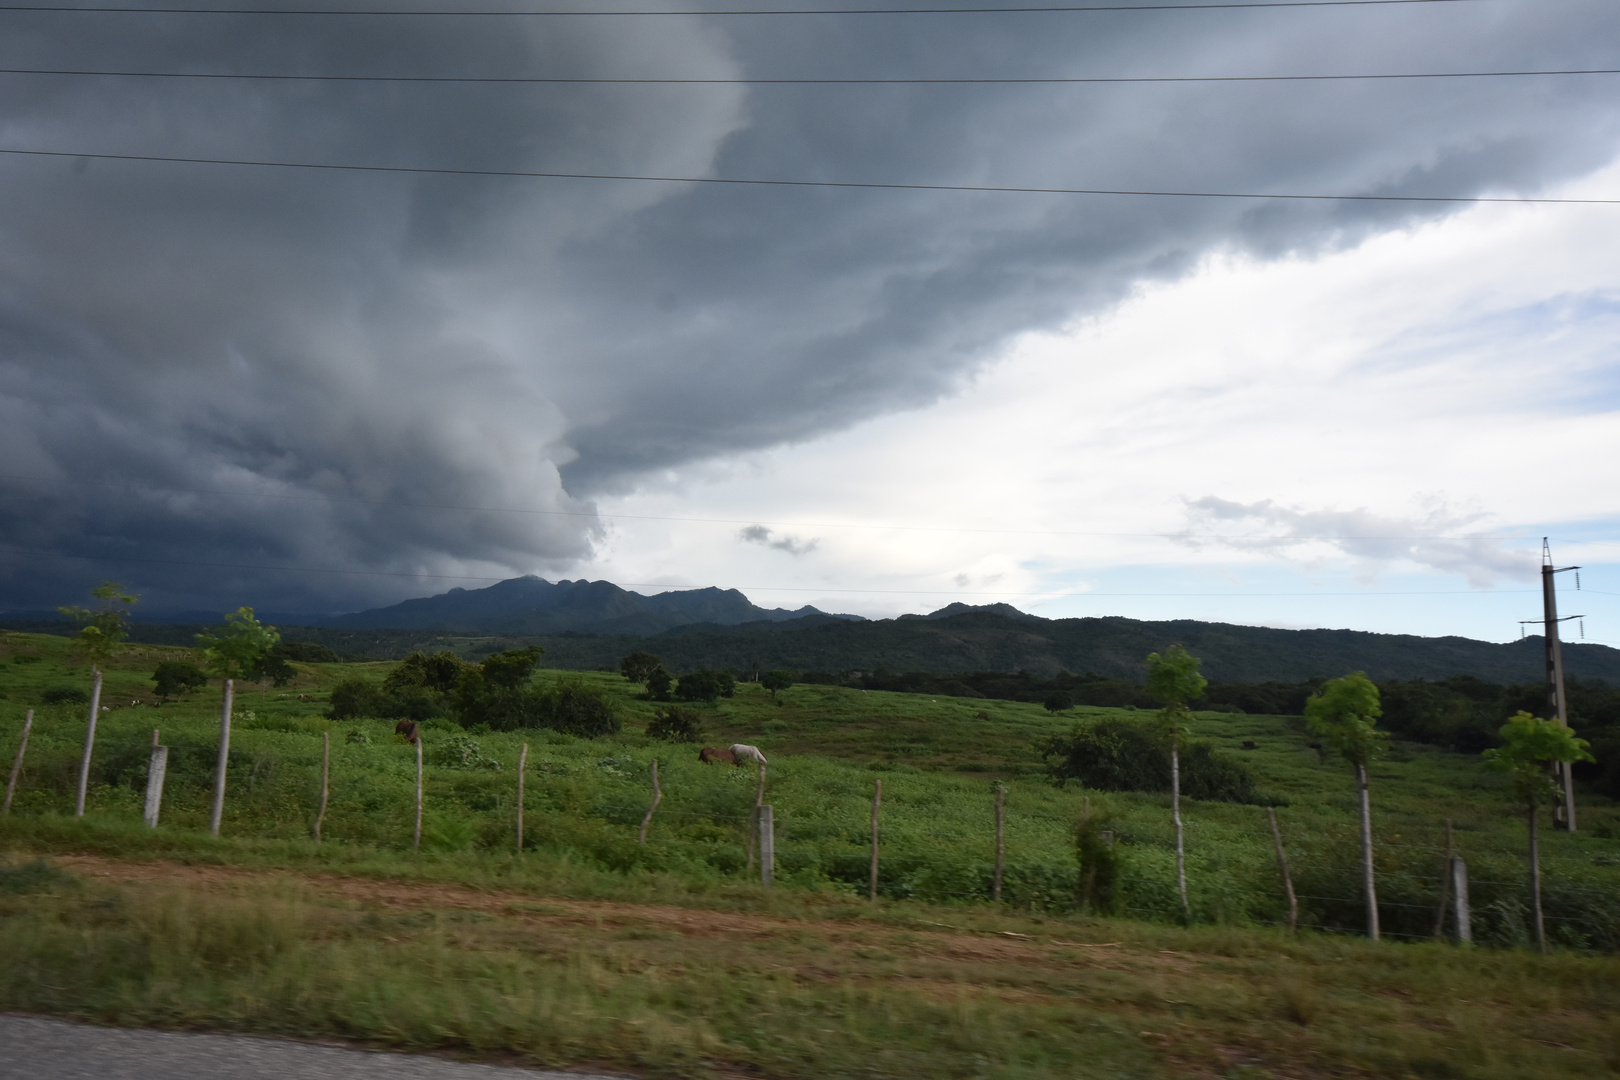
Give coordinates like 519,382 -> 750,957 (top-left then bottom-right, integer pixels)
2,709 -> 1617,950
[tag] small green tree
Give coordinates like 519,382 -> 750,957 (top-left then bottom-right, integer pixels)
1305,672 -> 1387,941
60,581 -> 138,817
646,666 -> 673,702
762,669 -> 795,703
59,580 -> 138,672
195,607 -> 280,682
1484,712 -> 1594,952
620,651 -> 663,685
1043,690 -> 1075,713
152,660 -> 208,701
1145,644 -> 1206,920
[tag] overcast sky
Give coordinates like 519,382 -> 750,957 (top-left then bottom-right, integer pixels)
1,0 -> 1617,641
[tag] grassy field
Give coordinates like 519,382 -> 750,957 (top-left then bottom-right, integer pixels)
3,628 -> 1620,1078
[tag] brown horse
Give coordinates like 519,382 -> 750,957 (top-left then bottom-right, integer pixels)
395,719 -> 420,744
698,746 -> 736,765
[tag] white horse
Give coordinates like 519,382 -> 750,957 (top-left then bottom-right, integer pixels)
728,743 -> 768,766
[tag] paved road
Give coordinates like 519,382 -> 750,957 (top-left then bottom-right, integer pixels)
0,1015 -> 627,1080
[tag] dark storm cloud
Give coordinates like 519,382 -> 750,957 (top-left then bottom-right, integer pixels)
0,1 -> 1615,614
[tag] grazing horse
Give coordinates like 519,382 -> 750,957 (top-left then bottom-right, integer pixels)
395,719 -> 420,744
728,744 -> 768,766
698,746 -> 736,765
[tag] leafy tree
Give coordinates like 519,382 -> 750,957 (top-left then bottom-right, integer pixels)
384,651 -> 467,695
1145,644 -> 1207,920
480,646 -> 543,692
675,669 -> 735,703
646,666 -> 674,702
59,581 -> 139,671
1484,712 -> 1594,952
762,669 -> 795,703
1043,690 -> 1075,713
272,641 -> 339,663
329,678 -> 390,720
646,705 -> 704,743
195,607 -> 280,682
1305,672 -> 1388,941
1041,717 -> 1259,803
152,660 -> 208,701
619,651 -> 663,684
247,650 -> 296,688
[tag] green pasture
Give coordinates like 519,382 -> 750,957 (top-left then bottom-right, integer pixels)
3,628 -> 1619,946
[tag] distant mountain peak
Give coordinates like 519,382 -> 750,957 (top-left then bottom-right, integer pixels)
908,602 -> 1043,621
316,576 -> 862,635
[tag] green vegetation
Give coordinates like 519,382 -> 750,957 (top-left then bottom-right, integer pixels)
4,628 -> 1620,1077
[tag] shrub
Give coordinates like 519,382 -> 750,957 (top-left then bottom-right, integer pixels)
328,679 -> 390,720
1075,811 -> 1118,914
152,660 -> 208,699
1041,717 -> 1261,803
535,681 -> 620,738
384,650 -> 466,695
619,651 -> 662,684
1043,690 -> 1075,713
42,686 -> 89,705
674,670 -> 734,703
646,706 -> 703,742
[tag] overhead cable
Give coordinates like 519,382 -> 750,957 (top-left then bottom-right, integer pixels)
5,65 -> 1614,85
0,1 -> 1492,18
3,147 -> 1615,204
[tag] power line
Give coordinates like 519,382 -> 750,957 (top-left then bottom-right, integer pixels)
4,146 -> 1615,204
9,65 -> 1614,85
0,1 -> 1494,18
0,473 -> 1569,542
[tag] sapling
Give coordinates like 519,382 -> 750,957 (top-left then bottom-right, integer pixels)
1305,673 -> 1387,941
1145,644 -> 1206,920
1483,711 -> 1593,952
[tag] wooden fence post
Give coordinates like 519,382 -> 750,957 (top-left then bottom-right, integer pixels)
4,709 -> 33,814
1452,857 -> 1472,943
992,782 -> 1005,902
758,803 -> 774,889
143,728 -> 168,829
639,758 -> 662,844
1432,820 -> 1454,941
869,778 -> 882,901
516,741 -> 528,853
74,667 -> 104,817
313,731 -> 330,843
208,678 -> 233,836
1266,807 -> 1298,933
414,734 -> 424,851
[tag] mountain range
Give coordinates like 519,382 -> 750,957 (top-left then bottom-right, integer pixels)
8,575 -> 1618,685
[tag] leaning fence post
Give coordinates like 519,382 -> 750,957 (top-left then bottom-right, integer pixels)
516,741 -> 528,853
312,731 -> 330,843
1266,807 -> 1298,932
1432,819 -> 1455,941
414,734 -> 424,851
1452,857 -> 1472,944
992,782 -> 1005,902
74,667 -> 104,817
758,803 -> 774,889
869,778 -> 882,901
4,709 -> 33,814
208,678 -> 233,835
143,728 -> 169,828
639,758 -> 662,844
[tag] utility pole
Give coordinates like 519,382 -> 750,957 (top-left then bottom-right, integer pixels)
1526,539 -> 1581,831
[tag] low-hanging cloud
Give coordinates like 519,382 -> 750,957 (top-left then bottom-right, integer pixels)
738,525 -> 819,557
0,1 -> 1615,613
1178,496 -> 1537,587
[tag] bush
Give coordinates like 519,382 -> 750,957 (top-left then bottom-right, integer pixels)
151,660 -> 207,699
1075,812 -> 1118,914
42,686 -> 89,705
534,681 -> 620,738
674,670 -> 735,703
328,679 -> 390,720
1041,717 -> 1261,803
384,650 -> 466,695
1043,690 -> 1075,713
646,706 -> 703,742
272,641 -> 338,663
